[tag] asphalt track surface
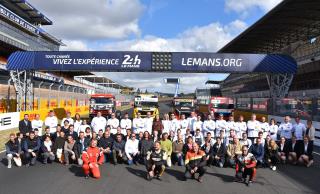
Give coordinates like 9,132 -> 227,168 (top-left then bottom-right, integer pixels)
0,102 -> 319,194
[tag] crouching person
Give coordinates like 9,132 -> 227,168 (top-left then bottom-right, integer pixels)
82,139 -> 104,179
24,131 -> 40,167
112,134 -> 127,165
41,136 -> 55,164
235,146 -> 257,187
146,141 -> 166,181
184,143 -> 207,183
5,133 -> 22,168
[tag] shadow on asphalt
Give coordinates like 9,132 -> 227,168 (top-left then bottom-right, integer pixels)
69,165 -> 84,177
165,168 -> 185,181
206,172 -> 234,182
126,166 -> 147,180
1,158 -> 7,166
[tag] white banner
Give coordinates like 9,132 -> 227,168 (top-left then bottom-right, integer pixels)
0,112 -> 20,131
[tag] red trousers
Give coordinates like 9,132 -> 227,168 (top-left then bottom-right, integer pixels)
83,163 -> 101,179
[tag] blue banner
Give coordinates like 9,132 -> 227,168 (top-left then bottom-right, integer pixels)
6,51 -> 297,73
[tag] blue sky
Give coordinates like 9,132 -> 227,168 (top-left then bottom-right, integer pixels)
29,0 -> 282,93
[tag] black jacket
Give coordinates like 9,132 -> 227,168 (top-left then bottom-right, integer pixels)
277,142 -> 289,155
66,131 -> 78,141
139,139 -> 154,156
201,144 -> 212,156
23,137 -> 40,152
98,136 -> 114,149
113,140 -> 126,152
19,120 -> 32,135
5,139 -> 21,155
300,143 -> 313,160
212,142 -> 226,159
75,138 -> 90,156
53,136 -> 66,152
41,142 -> 54,153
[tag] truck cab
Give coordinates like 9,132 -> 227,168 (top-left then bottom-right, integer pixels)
172,97 -> 196,118
89,94 -> 115,119
133,94 -> 159,118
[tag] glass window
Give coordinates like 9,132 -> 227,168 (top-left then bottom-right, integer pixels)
252,98 -> 268,112
236,98 -> 251,110
275,98 -> 312,118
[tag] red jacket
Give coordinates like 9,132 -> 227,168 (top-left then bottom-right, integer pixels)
82,146 -> 104,165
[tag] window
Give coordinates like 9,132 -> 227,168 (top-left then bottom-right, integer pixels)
236,98 -> 251,110
252,98 -> 268,112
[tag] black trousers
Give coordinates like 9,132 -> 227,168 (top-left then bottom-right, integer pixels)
242,168 -> 255,181
185,166 -> 206,179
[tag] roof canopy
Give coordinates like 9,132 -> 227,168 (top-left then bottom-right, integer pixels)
219,0 -> 320,53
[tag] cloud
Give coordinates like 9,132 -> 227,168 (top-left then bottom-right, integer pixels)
60,40 -> 90,51
103,20 -> 247,52
28,0 -> 144,40
225,0 -> 282,17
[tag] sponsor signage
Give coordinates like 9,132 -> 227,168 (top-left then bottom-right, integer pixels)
7,51 -> 297,73
0,112 -> 20,131
0,5 -> 38,34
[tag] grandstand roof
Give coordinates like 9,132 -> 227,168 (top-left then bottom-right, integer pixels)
219,0 -> 320,54
75,75 -> 133,90
1,0 -> 52,25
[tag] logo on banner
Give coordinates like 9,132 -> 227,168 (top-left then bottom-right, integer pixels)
0,117 -> 11,126
121,55 -> 141,68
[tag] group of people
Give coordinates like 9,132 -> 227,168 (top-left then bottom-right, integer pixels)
5,110 -> 316,186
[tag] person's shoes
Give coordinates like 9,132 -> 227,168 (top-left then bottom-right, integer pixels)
85,175 -> 89,179
146,174 -> 151,181
247,181 -> 253,187
197,177 -> 203,183
272,166 -> 277,171
156,176 -> 162,181
25,164 -> 30,168
7,164 -> 12,169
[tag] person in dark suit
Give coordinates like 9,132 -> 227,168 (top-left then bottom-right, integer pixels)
211,137 -> 226,168
19,114 -> 32,136
277,137 -> 289,163
201,140 -> 213,167
287,136 -> 300,164
298,136 -> 313,167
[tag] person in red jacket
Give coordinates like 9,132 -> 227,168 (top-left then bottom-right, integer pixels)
82,139 -> 104,179
235,145 -> 257,186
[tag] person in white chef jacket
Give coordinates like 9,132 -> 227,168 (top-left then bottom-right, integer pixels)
91,111 -> 107,133
269,118 -> 278,141
107,113 -> 120,135
61,112 -> 74,126
132,112 -> 145,134
44,110 -> 58,133
187,111 -> 197,134
144,112 -> 153,134
192,115 -> 203,133
215,114 -> 227,137
120,113 -> 132,135
170,114 -> 180,133
202,114 -> 215,137
247,114 -> 261,142
260,116 -> 270,139
236,115 -> 247,139
226,116 -> 237,137
31,114 -> 43,136
179,114 -> 189,136
162,113 -> 171,135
